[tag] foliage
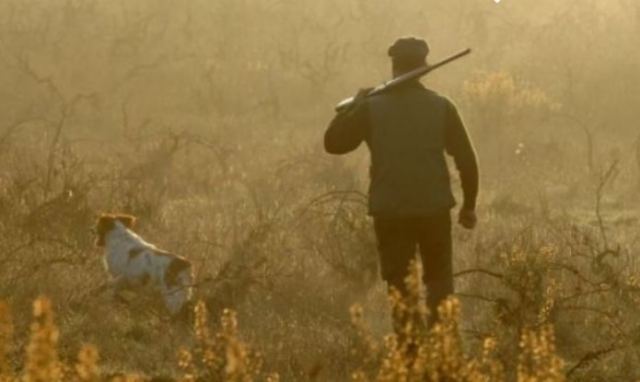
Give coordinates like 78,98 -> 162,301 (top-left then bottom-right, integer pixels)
0,294 -> 568,381
0,0 -> 639,380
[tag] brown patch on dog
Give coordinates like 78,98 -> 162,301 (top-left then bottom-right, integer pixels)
94,213 -> 137,247
164,256 -> 191,287
140,273 -> 151,286
113,214 -> 136,229
128,247 -> 144,259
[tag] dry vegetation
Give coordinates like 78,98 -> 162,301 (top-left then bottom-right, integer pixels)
1,0 -> 639,380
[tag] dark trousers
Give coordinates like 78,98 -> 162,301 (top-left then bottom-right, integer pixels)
374,211 -> 453,326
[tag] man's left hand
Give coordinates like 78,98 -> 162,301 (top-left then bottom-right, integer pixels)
458,208 -> 477,230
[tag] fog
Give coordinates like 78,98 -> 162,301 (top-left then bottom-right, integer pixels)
1,1 -> 639,380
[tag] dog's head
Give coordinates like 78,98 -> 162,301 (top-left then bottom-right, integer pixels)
94,213 -> 136,247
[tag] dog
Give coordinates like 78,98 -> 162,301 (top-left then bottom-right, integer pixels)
93,213 -> 193,317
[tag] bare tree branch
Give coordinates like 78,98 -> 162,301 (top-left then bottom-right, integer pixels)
594,160 -> 619,250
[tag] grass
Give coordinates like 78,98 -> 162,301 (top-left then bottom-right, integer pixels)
1,72 -> 639,379
1,2 -> 639,379
1,284 -> 566,381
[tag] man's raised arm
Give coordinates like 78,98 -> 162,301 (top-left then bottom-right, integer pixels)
324,90 -> 371,155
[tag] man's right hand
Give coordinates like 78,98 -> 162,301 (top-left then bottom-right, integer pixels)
336,87 -> 373,114
343,88 -> 373,113
354,87 -> 373,103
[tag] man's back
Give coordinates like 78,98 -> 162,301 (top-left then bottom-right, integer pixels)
324,81 -> 477,217
367,83 -> 456,216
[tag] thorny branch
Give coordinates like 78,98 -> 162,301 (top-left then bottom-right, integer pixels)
594,159 -> 619,251
0,117 -> 46,150
43,93 -> 98,198
1,39 -> 99,197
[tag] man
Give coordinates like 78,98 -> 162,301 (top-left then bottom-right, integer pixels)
324,37 -> 479,326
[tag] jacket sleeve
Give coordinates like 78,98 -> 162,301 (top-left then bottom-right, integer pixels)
444,100 -> 479,210
324,102 -> 369,155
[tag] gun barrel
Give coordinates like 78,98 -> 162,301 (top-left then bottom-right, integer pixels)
335,48 -> 471,112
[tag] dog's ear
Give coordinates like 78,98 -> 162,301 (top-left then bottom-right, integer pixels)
96,214 -> 115,231
95,214 -> 116,247
115,214 -> 136,229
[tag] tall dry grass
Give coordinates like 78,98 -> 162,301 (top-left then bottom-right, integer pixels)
0,288 -> 568,381
1,0 -> 640,380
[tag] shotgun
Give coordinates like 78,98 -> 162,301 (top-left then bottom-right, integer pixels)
335,48 -> 471,112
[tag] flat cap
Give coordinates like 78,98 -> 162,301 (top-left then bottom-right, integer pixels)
388,37 -> 430,60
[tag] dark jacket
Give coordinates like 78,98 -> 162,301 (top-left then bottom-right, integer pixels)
324,81 -> 478,217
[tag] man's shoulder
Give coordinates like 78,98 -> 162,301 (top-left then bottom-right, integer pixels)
421,87 -> 455,105
368,85 -> 457,111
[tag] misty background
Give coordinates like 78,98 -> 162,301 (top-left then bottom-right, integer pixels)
1,0 -> 640,380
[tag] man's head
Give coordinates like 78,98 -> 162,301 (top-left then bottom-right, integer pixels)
388,37 -> 429,77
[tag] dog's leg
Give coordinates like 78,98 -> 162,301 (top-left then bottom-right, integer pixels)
163,286 -> 187,316
162,270 -> 193,317
111,275 -> 130,304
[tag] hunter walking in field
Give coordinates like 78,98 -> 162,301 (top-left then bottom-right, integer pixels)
324,37 -> 479,326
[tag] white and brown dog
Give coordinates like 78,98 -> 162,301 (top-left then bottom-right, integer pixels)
94,213 -> 193,316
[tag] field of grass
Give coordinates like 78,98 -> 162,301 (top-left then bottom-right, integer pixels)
1,0 -> 640,380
